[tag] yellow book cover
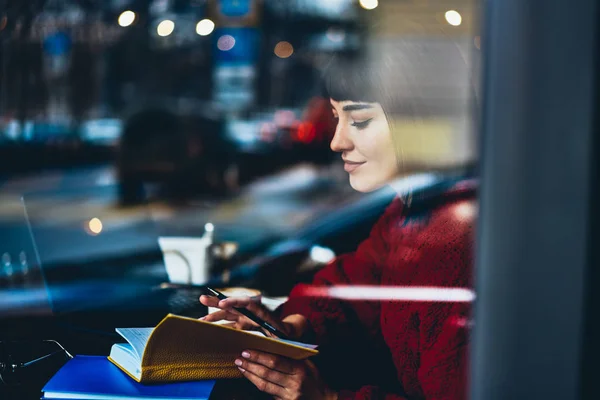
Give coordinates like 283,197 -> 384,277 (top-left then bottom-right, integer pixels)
107,314 -> 318,383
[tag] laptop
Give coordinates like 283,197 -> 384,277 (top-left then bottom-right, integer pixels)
20,190 -> 208,328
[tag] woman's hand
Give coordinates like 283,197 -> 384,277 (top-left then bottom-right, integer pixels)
235,350 -> 338,400
199,295 -> 299,339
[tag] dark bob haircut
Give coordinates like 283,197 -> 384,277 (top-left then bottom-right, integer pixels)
321,53 -> 400,113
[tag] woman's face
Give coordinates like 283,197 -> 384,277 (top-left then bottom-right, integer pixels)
330,99 -> 399,192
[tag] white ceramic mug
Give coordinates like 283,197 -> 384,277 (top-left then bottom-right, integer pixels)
158,236 -> 211,285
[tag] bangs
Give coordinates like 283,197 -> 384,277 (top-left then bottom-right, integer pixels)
322,54 -> 384,104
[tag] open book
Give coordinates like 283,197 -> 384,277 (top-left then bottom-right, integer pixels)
108,314 -> 318,384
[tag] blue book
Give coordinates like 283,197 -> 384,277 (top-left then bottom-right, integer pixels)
42,356 -> 216,400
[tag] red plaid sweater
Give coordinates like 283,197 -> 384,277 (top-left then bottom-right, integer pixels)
281,182 -> 476,399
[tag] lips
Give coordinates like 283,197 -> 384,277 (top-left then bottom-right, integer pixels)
344,161 -> 366,173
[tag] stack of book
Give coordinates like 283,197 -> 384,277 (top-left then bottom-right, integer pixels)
41,313 -> 318,399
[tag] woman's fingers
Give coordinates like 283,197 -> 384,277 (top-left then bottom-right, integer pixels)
200,309 -> 260,330
201,309 -> 237,322
237,365 -> 288,398
219,297 -> 281,327
201,295 -> 283,333
217,296 -> 255,309
238,367 -> 287,398
204,295 -> 262,315
199,295 -> 220,307
235,351 -> 308,398
241,350 -> 297,375
204,295 -> 269,320
245,300 -> 279,323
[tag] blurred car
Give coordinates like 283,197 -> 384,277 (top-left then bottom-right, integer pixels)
116,99 -> 335,205
263,98 -> 337,166
224,98 -> 337,183
116,106 -> 238,205
207,171 -> 477,296
287,96 -> 338,165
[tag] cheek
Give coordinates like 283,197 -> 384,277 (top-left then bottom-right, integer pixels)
355,122 -> 395,162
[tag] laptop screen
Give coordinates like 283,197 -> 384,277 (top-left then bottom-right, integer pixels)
22,189 -> 171,315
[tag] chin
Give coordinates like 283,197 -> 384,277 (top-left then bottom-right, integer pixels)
349,175 -> 385,193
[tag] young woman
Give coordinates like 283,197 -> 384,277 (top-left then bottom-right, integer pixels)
201,55 -> 476,400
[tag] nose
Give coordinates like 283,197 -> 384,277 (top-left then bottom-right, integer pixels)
330,119 -> 353,153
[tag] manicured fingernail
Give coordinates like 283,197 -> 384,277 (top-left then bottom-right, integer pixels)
241,351 -> 250,358
234,359 -> 242,366
199,316 -> 206,320
238,367 -> 245,373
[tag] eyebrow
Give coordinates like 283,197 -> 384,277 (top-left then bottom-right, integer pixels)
342,104 -> 374,111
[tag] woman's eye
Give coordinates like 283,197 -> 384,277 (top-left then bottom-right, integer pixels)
351,118 -> 373,130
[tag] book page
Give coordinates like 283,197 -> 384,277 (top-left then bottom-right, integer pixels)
116,327 -> 154,360
277,339 -> 318,350
207,321 -> 317,349
110,344 -> 143,380
244,330 -> 317,349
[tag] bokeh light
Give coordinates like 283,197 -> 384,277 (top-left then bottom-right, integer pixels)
326,28 -> 345,42
157,19 -> 175,37
359,0 -> 378,10
445,10 -> 462,26
118,10 -> 136,27
274,41 -> 294,58
217,35 -> 236,51
196,19 -> 215,36
88,218 -> 103,235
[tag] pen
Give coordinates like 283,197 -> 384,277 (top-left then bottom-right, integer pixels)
205,287 -> 291,341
